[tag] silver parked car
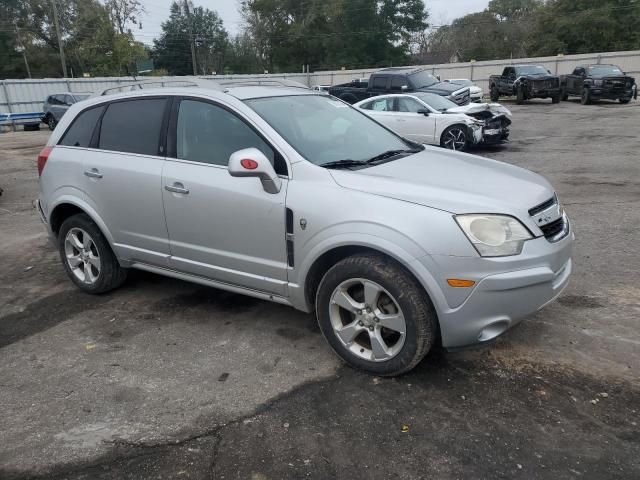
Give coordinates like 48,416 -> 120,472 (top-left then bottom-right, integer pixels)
37,84 -> 573,376
42,92 -> 91,130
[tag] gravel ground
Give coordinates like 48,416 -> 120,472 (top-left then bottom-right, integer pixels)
0,98 -> 638,479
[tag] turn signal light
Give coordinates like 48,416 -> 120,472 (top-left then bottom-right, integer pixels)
447,279 -> 476,288
240,159 -> 258,170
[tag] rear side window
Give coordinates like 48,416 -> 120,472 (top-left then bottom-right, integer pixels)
372,76 -> 387,89
59,106 -> 105,148
98,99 -> 166,156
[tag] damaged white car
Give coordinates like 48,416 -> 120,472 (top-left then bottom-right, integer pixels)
354,93 -> 511,151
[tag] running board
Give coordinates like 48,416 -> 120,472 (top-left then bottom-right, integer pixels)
130,262 -> 293,307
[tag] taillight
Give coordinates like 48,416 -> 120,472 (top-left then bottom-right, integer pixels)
37,146 -> 53,176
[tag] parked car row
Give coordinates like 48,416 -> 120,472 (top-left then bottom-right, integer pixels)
38,79 -> 573,376
489,63 -> 636,105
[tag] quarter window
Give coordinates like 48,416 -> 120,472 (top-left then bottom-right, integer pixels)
59,106 -> 105,148
98,98 -> 166,156
176,99 -> 278,170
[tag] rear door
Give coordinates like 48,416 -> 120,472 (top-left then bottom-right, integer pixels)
392,96 -> 436,144
161,97 -> 289,295
82,97 -> 171,265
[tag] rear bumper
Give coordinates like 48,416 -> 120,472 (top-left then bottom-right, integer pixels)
417,230 -> 573,349
36,198 -> 56,246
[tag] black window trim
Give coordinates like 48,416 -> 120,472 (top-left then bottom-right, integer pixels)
167,95 -> 289,177
87,95 -> 172,157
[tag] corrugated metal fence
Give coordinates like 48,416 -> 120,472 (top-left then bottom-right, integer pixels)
2,49 -> 639,115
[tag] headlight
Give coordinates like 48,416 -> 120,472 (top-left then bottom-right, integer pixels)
593,79 -> 603,86
455,214 -> 533,257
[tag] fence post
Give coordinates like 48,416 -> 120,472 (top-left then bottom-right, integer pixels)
470,62 -> 475,82
1,81 -> 17,132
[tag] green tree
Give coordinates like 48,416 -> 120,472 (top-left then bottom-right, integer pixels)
152,2 -> 228,76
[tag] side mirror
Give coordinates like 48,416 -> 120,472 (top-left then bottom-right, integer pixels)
416,109 -> 429,116
228,148 -> 282,194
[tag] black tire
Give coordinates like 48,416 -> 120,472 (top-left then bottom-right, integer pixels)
581,88 -> 591,105
316,254 -> 438,376
440,125 -> 469,152
58,213 -> 127,294
516,85 -> 525,105
46,115 -> 57,131
490,86 -> 499,102
619,98 -> 630,104
552,93 -> 561,104
561,88 -> 569,101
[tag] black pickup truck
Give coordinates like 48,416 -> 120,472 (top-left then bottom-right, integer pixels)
489,65 -> 561,104
560,64 -> 636,105
328,67 -> 471,106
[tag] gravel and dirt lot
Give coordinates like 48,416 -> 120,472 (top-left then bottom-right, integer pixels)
1,99 -> 639,479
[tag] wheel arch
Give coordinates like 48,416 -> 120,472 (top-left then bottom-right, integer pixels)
49,198 -> 115,247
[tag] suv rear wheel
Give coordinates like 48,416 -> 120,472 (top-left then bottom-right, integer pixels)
316,254 -> 437,376
58,214 -> 127,294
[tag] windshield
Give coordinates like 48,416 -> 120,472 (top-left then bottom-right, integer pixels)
586,65 -> 624,77
74,94 -> 90,101
515,65 -> 548,76
409,71 -> 439,88
412,93 -> 458,111
246,95 -> 411,166
449,79 -> 473,87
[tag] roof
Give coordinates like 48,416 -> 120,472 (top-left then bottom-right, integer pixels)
376,67 -> 425,75
225,86 -> 317,100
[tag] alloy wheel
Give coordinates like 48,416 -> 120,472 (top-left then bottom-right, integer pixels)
329,278 -> 406,362
64,227 -> 101,284
443,128 -> 467,150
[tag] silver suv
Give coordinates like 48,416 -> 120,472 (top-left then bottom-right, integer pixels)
42,92 -> 91,130
37,84 -> 573,376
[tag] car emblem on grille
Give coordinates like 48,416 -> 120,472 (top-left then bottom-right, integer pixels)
531,202 -> 562,227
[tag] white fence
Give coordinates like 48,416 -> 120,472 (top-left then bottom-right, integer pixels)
2,49 -> 639,115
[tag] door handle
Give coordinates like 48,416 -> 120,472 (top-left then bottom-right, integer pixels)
84,168 -> 103,179
165,183 -> 190,195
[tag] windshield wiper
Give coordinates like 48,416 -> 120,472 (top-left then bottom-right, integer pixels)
366,149 -> 420,164
320,159 -> 369,169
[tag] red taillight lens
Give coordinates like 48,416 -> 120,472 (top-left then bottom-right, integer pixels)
37,146 -> 53,177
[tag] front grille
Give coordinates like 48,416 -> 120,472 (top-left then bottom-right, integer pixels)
529,197 -> 555,216
533,79 -> 558,89
540,217 -> 565,240
450,88 -> 471,105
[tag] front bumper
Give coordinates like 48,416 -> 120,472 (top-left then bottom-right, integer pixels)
530,86 -> 561,98
589,88 -> 634,100
416,229 -> 573,349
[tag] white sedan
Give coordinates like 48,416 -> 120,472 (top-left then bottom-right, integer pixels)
354,94 -> 484,151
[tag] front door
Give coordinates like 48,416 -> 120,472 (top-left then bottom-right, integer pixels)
162,98 -> 289,296
392,96 -> 436,144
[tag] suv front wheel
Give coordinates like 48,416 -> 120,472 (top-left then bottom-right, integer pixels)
316,254 -> 437,376
58,214 -> 127,294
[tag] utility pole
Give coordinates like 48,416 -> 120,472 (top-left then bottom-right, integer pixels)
183,0 -> 197,76
14,24 -> 31,79
51,0 -> 67,77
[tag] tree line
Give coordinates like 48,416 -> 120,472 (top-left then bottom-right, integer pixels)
1,0 -> 639,79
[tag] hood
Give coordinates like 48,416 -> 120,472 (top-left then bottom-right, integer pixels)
418,82 -> 462,95
329,147 -> 554,226
446,102 -> 512,118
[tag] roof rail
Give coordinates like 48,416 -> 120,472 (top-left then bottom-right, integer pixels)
211,78 -> 309,90
100,80 -> 201,96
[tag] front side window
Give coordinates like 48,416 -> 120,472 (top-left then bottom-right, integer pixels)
246,95 -> 411,166
176,99 -> 276,169
59,106 -> 105,148
98,98 -> 166,156
390,77 -> 407,91
396,97 -> 423,113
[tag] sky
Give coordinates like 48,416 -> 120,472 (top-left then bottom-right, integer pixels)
135,0 -> 491,46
